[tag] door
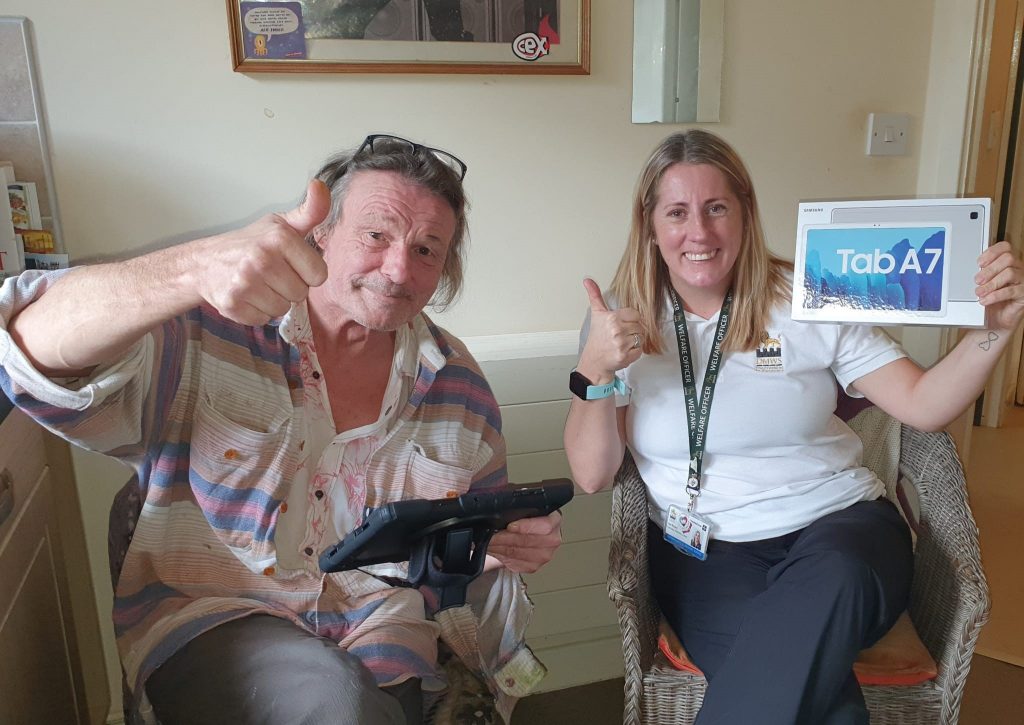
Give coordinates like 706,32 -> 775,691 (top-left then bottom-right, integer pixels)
972,0 -> 1024,425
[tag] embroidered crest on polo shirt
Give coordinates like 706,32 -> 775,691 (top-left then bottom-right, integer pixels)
755,332 -> 783,372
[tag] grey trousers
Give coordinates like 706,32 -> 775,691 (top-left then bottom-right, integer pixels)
146,614 -> 423,725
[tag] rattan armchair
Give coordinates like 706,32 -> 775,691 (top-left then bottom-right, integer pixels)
607,419 -> 990,725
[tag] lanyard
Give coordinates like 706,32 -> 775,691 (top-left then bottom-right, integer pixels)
668,287 -> 733,511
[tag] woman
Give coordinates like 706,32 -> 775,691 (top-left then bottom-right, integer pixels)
564,129 -> 1024,724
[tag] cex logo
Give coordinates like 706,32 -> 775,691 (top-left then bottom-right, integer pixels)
512,32 -> 549,61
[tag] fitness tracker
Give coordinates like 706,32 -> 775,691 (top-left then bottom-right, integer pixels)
569,371 -> 626,400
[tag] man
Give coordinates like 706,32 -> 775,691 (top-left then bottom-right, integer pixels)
0,135 -> 561,724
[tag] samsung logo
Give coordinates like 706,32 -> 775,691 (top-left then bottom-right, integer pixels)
803,207 -> 824,212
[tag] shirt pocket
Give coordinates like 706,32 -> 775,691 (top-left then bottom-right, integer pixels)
405,443 -> 474,500
188,391 -> 293,569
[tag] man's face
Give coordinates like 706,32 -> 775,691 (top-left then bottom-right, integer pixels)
316,170 -> 457,331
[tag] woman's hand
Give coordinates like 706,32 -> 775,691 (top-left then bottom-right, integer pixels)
977,240 -> 1024,332
577,278 -> 644,381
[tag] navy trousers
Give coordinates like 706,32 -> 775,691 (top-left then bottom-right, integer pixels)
650,498 -> 913,725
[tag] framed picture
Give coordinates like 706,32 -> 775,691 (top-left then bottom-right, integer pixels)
227,0 -> 590,74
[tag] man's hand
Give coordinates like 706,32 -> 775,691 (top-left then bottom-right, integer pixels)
486,510 -> 563,574
192,179 -> 331,326
7,179 -> 334,376
577,277 -> 644,383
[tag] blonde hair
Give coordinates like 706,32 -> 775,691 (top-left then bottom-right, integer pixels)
610,130 -> 791,354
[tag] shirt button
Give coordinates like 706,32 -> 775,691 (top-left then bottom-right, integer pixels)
263,566 -> 275,576
224,449 -> 239,460
304,547 -> 314,556
312,371 -> 321,379
505,677 -> 516,688
315,490 -> 325,500
446,490 -> 458,498
280,502 -> 288,513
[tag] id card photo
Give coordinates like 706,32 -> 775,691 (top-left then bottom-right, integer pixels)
665,504 -> 711,561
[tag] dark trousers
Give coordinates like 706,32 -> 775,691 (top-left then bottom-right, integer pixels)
650,498 -> 913,725
146,614 -> 422,725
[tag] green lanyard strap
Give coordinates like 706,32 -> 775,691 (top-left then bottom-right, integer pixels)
668,287 -> 733,510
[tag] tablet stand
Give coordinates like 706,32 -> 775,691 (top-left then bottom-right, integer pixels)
407,522 -> 496,611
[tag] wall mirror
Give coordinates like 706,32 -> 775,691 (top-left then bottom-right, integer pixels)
632,0 -> 723,124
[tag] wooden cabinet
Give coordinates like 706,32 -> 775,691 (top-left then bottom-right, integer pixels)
0,409 -> 109,725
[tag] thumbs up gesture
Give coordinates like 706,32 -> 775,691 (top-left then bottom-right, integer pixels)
192,180 -> 331,326
577,278 -> 645,382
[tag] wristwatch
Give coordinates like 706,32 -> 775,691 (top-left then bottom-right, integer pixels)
569,371 -> 626,400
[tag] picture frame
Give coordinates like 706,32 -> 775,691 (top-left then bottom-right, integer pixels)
226,0 -> 590,74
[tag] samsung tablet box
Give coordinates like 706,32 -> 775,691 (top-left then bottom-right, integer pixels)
792,198 -> 990,327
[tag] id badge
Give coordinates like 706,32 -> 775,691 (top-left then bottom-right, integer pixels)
665,504 -> 711,561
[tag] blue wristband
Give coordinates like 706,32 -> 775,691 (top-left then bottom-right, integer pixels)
585,377 -> 627,399
570,371 -> 628,400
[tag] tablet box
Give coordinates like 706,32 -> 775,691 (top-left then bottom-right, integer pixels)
792,198 -> 991,327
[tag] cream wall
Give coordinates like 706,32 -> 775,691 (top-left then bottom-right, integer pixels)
2,0 -> 975,720
10,1 -> 938,335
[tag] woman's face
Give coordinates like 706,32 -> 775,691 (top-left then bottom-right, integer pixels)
651,163 -> 744,307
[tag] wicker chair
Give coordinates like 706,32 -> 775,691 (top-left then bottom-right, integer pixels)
607,419 -> 990,725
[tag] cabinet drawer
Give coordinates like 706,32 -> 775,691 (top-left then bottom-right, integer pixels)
0,409 -> 46,541
0,466 -> 80,724
0,465 -> 51,623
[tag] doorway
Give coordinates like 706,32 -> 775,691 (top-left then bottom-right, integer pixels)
972,0 -> 1024,426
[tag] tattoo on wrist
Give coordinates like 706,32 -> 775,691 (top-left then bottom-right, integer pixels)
979,332 -> 999,351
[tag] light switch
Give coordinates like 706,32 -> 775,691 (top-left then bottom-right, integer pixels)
866,113 -> 910,156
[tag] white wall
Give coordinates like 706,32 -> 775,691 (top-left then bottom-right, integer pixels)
1,0 -> 976,719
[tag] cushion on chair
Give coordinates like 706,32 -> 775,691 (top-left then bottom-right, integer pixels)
657,610 -> 938,686
851,612 -> 938,686
657,619 -> 702,675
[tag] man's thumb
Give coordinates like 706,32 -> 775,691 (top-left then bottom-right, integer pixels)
583,277 -> 609,312
281,179 -> 331,235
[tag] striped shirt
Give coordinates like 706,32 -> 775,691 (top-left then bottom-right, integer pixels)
0,270 -> 545,720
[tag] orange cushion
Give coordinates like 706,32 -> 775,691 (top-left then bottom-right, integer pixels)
657,611 -> 938,687
853,612 -> 938,686
658,619 -> 703,675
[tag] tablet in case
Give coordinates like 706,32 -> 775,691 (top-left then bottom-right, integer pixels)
318,479 -> 574,574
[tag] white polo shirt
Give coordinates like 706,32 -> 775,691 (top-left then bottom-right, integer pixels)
587,293 -> 906,542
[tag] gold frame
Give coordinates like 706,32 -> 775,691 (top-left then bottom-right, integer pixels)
227,0 -> 590,74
